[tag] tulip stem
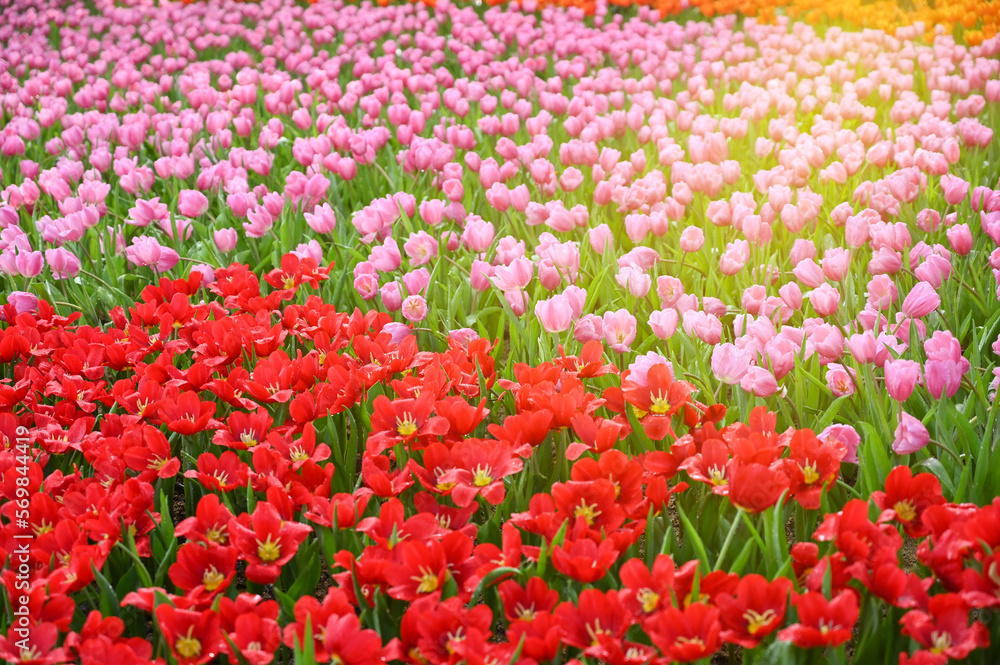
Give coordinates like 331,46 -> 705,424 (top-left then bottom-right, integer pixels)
929,438 -> 963,463
713,508 -> 744,571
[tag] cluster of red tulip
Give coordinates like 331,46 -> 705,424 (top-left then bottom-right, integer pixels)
0,256 -> 994,665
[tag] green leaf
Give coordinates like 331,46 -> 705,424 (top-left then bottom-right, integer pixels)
91,562 -> 120,618
675,503 -> 710,570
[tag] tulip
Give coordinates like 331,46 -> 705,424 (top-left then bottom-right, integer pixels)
588,224 -> 613,255
648,309 -> 679,340
574,314 -> 604,343
401,295 -> 427,322
940,174 -> 969,206
712,343 -> 751,385
535,295 -> 574,333
946,224 -> 972,255
304,203 -> 337,233
679,226 -> 705,253
808,284 -> 840,317
740,366 -> 778,397
885,359 -> 921,402
901,282 -> 940,318
177,189 -> 209,218
603,309 -> 637,353
892,411 -> 930,455
214,228 -> 238,253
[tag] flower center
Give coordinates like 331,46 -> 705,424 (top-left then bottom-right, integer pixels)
743,608 -> 777,635
637,588 -> 660,613
202,566 -> 226,592
708,465 -> 727,486
801,462 -> 819,485
256,534 -> 281,563
412,566 -> 439,594
396,413 -> 418,437
239,432 -> 258,448
574,500 -> 601,526
649,390 -> 671,415
176,628 -> 202,659
893,499 -> 917,523
515,604 -> 536,621
930,630 -> 952,654
472,464 -> 494,487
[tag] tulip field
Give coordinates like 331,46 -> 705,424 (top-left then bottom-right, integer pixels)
4,0 -> 1000,662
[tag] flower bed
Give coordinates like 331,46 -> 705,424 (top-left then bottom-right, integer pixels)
2,0 -> 1000,663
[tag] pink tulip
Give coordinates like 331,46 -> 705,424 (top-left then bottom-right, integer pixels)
648,309 -> 679,340
125,236 -> 179,273
603,309 -> 637,353
822,248 -> 851,282
45,247 -> 80,279
305,203 -> 337,234
901,282 -> 940,318
808,284 -> 840,317
679,226 -> 705,253
711,343 -> 751,385
574,314 -> 604,343
588,224 -> 613,254
885,358 -> 921,402
177,189 -> 209,218
214,228 -> 238,253
381,282 -> 403,311
940,174 -> 969,206
461,216 -> 495,252
535,295 -> 574,333
818,424 -> 861,464
740,366 -> 778,397
946,224 -> 972,255
892,411 -> 930,454
401,295 -> 427,322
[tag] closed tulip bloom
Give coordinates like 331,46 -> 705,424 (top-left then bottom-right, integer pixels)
679,226 -> 705,252
901,282 -> 940,318
588,224 -> 613,254
846,331 -> 878,364
616,266 -> 651,298
126,236 -> 179,273
779,282 -> 803,311
401,295 -> 427,322
793,259 -> 826,288
214,228 -> 238,253
712,343 -> 751,385
419,199 -> 445,226
868,246 -> 903,275
574,313 -> 604,343
946,224 -> 973,255
844,214 -> 871,249
380,282 -> 403,311
14,249 -> 43,277
741,366 -> 778,397
682,310 -> 723,345
178,189 -> 209,217
818,424 -> 861,463
866,275 -> 898,310
940,174 -> 969,206
790,239 -> 816,267
470,260 -> 494,292
809,284 -> 840,317
559,168 -> 584,192
509,185 -> 531,212
885,359 -> 922,402
603,309 -> 637,353
892,411 -> 930,454
648,308 -> 679,340
461,216 -> 495,252
45,247 -> 80,279
304,203 -> 337,233
535,295 -> 574,333
924,358 -> 962,399
822,248 -> 851,282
